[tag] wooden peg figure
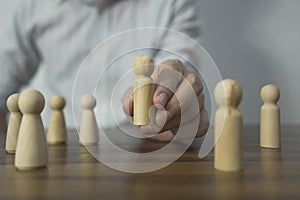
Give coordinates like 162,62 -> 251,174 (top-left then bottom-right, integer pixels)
133,55 -> 155,125
15,89 -> 48,170
214,79 -> 243,172
79,94 -> 99,146
260,84 -> 281,148
5,93 -> 22,154
47,95 -> 67,145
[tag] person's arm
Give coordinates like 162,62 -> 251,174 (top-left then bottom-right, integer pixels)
153,0 -> 203,65
122,0 -> 209,141
151,0 -> 209,141
0,0 -> 40,129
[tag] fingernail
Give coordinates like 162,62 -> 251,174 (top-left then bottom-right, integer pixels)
155,109 -> 168,128
157,92 -> 168,107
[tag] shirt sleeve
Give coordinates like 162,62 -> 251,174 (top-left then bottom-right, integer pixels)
153,0 -> 203,67
0,0 -> 40,113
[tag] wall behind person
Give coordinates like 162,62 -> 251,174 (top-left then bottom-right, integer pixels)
0,1 -> 299,125
198,0 -> 300,125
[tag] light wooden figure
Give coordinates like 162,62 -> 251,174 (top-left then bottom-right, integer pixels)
15,89 -> 48,170
133,55 -> 155,125
5,93 -> 22,154
214,79 -> 243,172
47,95 -> 67,145
260,84 -> 281,148
79,94 -> 99,146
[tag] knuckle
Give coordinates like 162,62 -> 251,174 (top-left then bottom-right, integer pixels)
157,74 -> 182,92
186,73 -> 203,93
160,59 -> 185,73
186,73 -> 198,85
170,59 -> 183,67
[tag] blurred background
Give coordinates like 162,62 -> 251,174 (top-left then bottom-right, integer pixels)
197,0 -> 300,125
1,0 -> 299,126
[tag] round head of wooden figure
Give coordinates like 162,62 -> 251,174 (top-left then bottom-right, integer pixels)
80,94 -> 96,110
261,84 -> 280,104
214,79 -> 243,108
18,90 -> 45,114
50,95 -> 66,110
7,93 -> 20,112
133,55 -> 154,77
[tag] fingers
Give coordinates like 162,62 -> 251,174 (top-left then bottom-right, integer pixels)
161,92 -> 205,131
141,90 -> 206,137
148,110 -> 207,142
152,59 -> 188,107
161,114 -> 181,132
148,130 -> 175,142
147,92 -> 209,142
130,59 -> 208,141
174,72 -> 203,109
164,72 -> 203,123
140,69 -> 205,136
140,106 -> 169,135
121,87 -> 133,117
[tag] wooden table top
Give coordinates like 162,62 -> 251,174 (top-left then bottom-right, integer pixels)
0,125 -> 300,200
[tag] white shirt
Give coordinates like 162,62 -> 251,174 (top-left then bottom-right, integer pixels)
0,0 -> 201,128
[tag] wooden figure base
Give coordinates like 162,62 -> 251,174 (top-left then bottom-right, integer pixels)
79,141 -> 98,146
16,165 -> 47,171
48,141 -> 66,146
6,150 -> 16,154
260,146 -> 281,149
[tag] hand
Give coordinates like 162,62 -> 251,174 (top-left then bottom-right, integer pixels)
122,59 -> 209,142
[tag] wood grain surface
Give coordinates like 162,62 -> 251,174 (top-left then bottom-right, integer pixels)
0,126 -> 300,200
